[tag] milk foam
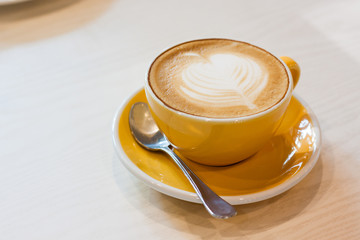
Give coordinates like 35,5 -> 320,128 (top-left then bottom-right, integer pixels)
148,39 -> 289,118
179,53 -> 268,109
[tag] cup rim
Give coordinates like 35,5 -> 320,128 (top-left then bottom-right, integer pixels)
146,38 -> 294,122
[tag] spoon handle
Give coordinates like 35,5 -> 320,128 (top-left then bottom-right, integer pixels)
162,147 -> 237,219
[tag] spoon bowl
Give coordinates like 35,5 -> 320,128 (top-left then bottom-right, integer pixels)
129,103 -> 169,150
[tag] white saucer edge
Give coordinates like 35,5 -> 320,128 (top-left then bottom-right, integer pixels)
112,88 -> 322,205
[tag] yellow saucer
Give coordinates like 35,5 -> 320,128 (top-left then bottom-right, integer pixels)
112,88 -> 321,204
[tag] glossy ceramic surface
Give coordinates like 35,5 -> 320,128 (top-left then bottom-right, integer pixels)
144,50 -> 300,166
112,88 -> 321,204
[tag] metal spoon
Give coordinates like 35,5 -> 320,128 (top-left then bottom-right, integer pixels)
129,102 -> 237,219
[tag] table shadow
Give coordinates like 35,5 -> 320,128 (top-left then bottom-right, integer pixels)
112,140 -> 335,239
149,157 -> 325,237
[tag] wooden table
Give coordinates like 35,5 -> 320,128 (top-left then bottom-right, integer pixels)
1,0 -> 359,239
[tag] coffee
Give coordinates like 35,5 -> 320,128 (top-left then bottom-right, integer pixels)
148,39 -> 289,118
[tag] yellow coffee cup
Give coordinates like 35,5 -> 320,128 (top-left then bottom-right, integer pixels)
145,40 -> 300,166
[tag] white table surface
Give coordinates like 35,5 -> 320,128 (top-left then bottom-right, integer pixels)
1,0 -> 360,239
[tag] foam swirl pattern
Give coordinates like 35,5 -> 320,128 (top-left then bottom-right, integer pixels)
148,39 -> 289,118
180,53 -> 268,109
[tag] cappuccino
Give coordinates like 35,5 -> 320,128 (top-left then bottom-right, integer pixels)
148,39 -> 289,118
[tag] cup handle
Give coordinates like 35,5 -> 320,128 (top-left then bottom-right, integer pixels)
280,56 -> 300,88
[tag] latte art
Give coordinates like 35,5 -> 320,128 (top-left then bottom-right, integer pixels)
180,53 -> 269,109
148,39 -> 289,118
